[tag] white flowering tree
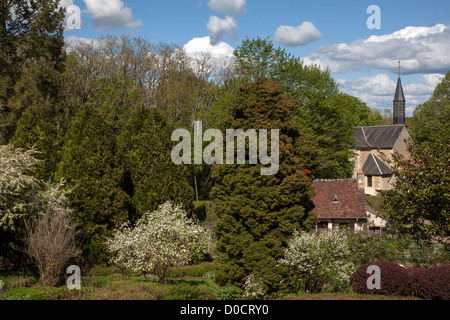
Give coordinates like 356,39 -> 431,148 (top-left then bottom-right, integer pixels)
0,145 -> 41,231
106,201 -> 211,283
280,230 -> 352,293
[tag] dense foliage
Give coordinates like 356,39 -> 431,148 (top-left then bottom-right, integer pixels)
410,71 -> 450,147
379,141 -> 449,243
348,233 -> 401,266
409,265 -> 450,300
350,261 -> 412,296
0,0 -> 66,144
211,77 -> 318,294
351,262 -> 450,300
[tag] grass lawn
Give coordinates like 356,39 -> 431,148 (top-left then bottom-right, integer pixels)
0,270 -> 420,300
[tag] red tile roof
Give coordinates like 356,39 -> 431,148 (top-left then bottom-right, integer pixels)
312,179 -> 368,219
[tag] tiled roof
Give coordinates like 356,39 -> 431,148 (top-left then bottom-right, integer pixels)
312,179 -> 368,219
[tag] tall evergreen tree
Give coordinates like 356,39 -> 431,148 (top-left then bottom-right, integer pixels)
0,0 -> 66,143
211,77 -> 318,294
56,105 -> 130,264
117,106 -> 194,219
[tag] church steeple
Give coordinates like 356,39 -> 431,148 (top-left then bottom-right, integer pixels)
393,61 -> 406,125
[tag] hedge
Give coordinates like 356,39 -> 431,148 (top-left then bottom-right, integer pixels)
350,262 -> 450,300
350,261 -> 411,296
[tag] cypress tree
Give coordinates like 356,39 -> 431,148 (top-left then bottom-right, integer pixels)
211,77 -> 318,294
117,106 -> 194,219
11,101 -> 60,182
56,105 -> 130,264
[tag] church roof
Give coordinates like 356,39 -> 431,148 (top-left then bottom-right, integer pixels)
394,77 -> 406,102
362,153 -> 391,176
354,125 -> 406,149
312,179 -> 368,219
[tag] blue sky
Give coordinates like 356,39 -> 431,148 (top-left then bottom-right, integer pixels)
62,0 -> 450,116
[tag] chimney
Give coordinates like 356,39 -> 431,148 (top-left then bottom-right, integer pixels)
357,169 -> 365,190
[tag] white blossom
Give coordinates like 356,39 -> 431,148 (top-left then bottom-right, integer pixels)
0,145 -> 41,231
280,229 -> 352,293
105,201 -> 212,282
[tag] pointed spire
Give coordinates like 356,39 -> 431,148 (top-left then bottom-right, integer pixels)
393,61 -> 406,125
394,61 -> 405,102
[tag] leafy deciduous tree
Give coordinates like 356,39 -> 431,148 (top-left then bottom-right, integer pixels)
379,142 -> 449,244
410,71 -> 450,147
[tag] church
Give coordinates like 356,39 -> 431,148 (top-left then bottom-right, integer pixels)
312,64 -> 413,232
351,64 -> 413,196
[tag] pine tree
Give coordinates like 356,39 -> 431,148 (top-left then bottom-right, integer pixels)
56,105 -> 130,264
211,77 -> 318,294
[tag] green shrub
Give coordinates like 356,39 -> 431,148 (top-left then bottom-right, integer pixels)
164,283 -> 215,300
348,233 -> 402,266
92,276 -> 108,288
86,265 -> 123,277
168,262 -> 216,278
192,202 -> 207,221
1,286 -> 66,300
214,285 -> 242,300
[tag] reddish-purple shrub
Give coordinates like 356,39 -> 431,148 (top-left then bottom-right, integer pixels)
414,265 -> 450,300
406,267 -> 428,297
350,261 -> 412,296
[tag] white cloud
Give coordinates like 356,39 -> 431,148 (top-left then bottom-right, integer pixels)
274,21 -> 322,47
59,0 -> 74,8
305,24 -> 450,75
83,0 -> 143,31
207,15 -> 238,44
208,0 -> 246,16
338,73 -> 445,115
184,36 -> 234,59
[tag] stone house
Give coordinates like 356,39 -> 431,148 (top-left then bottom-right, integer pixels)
311,179 -> 386,233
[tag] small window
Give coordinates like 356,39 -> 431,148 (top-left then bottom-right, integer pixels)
367,176 -> 373,187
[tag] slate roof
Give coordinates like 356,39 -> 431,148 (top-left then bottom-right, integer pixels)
354,125 -> 405,149
362,153 -> 391,176
312,179 -> 368,219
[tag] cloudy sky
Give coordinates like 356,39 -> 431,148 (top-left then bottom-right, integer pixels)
62,0 -> 450,116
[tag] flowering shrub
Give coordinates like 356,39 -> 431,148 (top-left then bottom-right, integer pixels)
280,230 -> 352,293
0,145 -> 40,231
105,201 -> 211,283
350,261 -> 411,296
242,273 -> 267,300
348,233 -> 401,266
